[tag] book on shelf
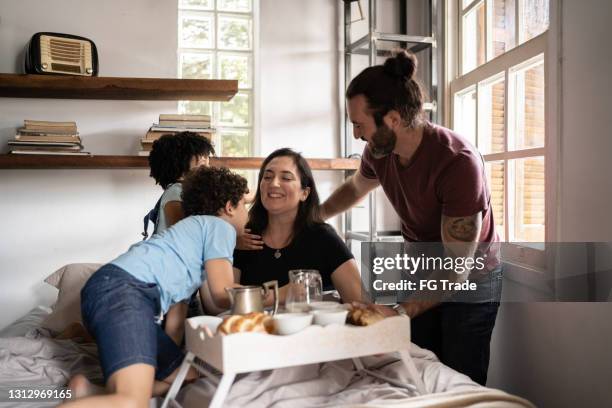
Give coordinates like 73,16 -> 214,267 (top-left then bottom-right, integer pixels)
10,145 -> 83,152
142,131 -> 212,142
15,134 -> 81,143
8,140 -> 82,148
150,125 -> 214,132
158,114 -> 211,122
17,128 -> 80,136
24,120 -> 77,128
23,120 -> 78,133
157,120 -> 211,128
9,150 -> 91,156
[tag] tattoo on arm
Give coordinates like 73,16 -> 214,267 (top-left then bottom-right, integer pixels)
446,216 -> 479,242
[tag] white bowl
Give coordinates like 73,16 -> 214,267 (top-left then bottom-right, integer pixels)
189,316 -> 223,333
272,313 -> 313,335
312,309 -> 349,326
308,301 -> 344,311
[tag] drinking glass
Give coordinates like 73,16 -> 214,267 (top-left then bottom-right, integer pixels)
285,269 -> 323,312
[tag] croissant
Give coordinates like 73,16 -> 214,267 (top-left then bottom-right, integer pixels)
217,312 -> 274,335
347,307 -> 385,326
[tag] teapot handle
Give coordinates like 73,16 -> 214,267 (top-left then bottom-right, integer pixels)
225,287 -> 234,307
262,280 -> 279,315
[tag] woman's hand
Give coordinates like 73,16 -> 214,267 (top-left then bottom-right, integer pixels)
236,229 -> 264,250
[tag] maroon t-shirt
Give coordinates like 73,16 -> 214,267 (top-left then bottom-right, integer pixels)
360,122 -> 500,270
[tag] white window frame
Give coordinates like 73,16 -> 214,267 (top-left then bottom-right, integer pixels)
445,0 -> 560,281
177,0 -> 260,158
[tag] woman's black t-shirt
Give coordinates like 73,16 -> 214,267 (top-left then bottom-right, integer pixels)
234,223 -> 353,290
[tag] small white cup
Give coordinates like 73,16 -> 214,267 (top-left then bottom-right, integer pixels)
189,316 -> 223,333
272,313 -> 313,335
308,301 -> 344,311
312,309 -> 349,326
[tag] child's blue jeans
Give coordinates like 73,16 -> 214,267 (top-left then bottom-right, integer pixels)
81,264 -> 185,382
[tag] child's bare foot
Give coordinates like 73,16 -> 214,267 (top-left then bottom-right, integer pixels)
67,374 -> 104,399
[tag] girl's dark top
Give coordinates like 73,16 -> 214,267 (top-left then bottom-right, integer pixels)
234,223 -> 354,289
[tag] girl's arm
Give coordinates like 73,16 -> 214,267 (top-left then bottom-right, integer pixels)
163,201 -> 185,227
330,259 -> 366,303
164,302 -> 189,345
162,200 -> 187,342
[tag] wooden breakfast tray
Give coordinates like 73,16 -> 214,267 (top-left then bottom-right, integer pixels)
162,316 -> 426,408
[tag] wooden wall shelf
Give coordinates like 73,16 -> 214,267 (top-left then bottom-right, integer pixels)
0,155 -> 359,171
0,74 -> 238,101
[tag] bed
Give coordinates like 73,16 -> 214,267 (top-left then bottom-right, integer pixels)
0,305 -> 534,408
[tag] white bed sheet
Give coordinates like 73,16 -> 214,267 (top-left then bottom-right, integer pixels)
0,308 -> 534,408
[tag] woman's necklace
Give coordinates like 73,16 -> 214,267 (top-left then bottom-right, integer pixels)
266,231 -> 292,260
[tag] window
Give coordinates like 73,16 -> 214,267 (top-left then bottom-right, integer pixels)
451,0 -> 548,244
177,0 -> 255,161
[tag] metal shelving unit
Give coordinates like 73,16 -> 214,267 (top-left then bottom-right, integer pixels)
341,0 -> 443,247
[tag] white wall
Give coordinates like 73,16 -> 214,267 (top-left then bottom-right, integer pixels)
487,1 -> 612,407
0,0 -> 177,329
0,0 -> 345,329
258,0 -> 345,225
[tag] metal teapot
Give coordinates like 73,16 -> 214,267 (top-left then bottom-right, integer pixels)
225,280 -> 279,315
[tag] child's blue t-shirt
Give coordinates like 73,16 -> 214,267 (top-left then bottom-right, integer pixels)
111,215 -> 236,314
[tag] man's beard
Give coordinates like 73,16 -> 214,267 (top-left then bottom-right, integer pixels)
369,123 -> 397,159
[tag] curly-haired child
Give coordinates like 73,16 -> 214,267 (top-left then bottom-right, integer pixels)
61,166 -> 248,408
145,131 -> 215,237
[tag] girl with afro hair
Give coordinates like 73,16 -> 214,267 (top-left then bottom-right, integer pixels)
145,131 -> 215,237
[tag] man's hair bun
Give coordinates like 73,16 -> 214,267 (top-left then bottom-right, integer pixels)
383,50 -> 417,81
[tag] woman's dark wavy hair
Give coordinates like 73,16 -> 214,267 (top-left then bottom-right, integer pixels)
182,166 -> 248,217
346,49 -> 424,129
247,148 -> 322,235
148,131 -> 215,189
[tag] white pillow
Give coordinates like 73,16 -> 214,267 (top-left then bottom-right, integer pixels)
41,263 -> 101,333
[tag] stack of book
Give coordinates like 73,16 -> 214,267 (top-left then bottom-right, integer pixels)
138,114 -> 214,156
8,120 -> 89,156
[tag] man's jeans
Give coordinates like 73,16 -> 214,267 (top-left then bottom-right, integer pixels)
409,266 -> 502,386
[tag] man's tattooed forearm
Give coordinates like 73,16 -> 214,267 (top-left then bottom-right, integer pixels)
447,217 -> 477,241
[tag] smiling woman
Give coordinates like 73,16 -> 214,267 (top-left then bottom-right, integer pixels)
230,148 -> 365,306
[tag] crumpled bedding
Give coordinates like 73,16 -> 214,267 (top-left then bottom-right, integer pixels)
174,348 -> 534,408
0,308 -> 534,408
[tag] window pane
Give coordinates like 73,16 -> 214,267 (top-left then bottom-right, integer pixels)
510,57 -> 545,150
179,100 -> 212,116
179,0 -> 213,10
179,13 -> 214,48
220,129 -> 251,156
218,15 -> 252,50
219,92 -> 250,126
485,161 -> 505,241
478,75 -> 505,154
180,53 -> 214,79
462,2 -> 486,74
218,53 -> 252,88
520,0 -> 549,42
217,0 -> 252,13
454,87 -> 477,147
510,157 -> 545,242
489,0 -> 516,58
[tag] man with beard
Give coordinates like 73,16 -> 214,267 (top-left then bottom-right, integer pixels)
320,50 -> 502,386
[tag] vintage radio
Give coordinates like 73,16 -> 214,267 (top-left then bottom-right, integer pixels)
24,32 -> 99,76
